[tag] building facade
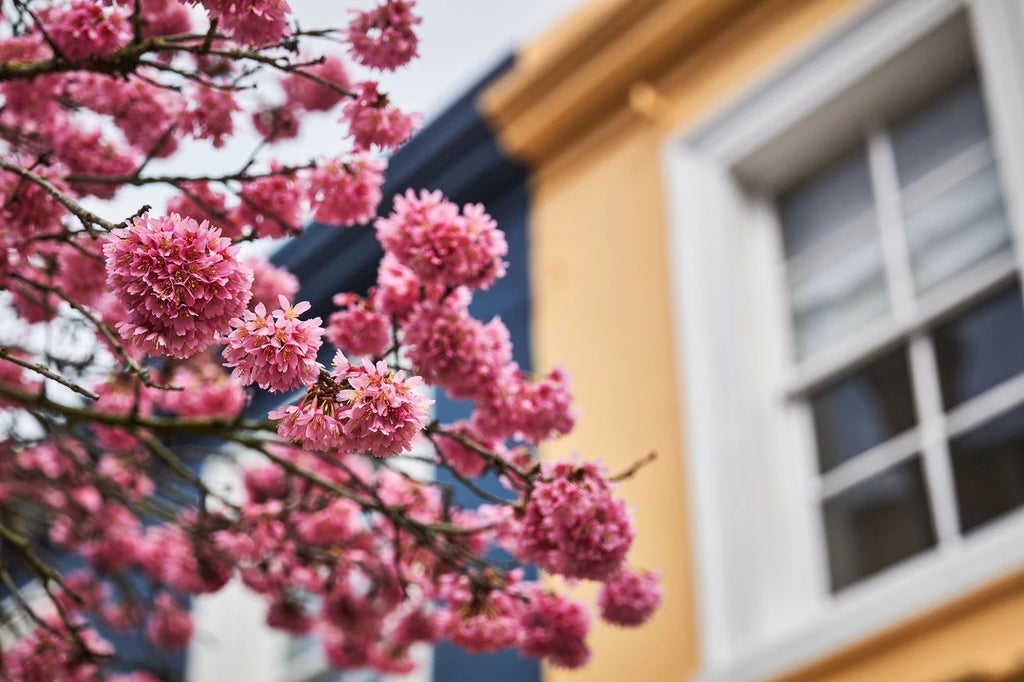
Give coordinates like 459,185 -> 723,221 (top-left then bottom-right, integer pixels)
480,0 -> 1024,680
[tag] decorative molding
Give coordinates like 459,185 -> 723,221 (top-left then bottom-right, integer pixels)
480,0 -> 762,166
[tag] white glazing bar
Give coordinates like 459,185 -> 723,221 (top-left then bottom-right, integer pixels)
907,336 -> 963,546
899,139 -> 993,213
869,126 -> 962,547
818,429 -> 920,500
867,127 -> 916,317
946,370 -> 1024,438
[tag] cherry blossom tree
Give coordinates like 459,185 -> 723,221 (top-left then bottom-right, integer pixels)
0,0 -> 662,678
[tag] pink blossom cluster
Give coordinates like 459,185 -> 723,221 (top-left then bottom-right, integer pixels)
307,153 -> 386,226
334,355 -> 431,457
0,5 -> 665,677
106,0 -> 193,38
222,297 -> 324,392
344,81 -> 421,150
165,182 -> 235,235
598,568 -> 664,627
326,292 -> 391,357
402,288 -> 512,400
246,255 -> 300,309
282,54 -> 352,112
157,362 -> 248,419
195,0 -> 291,46
438,574 -> 591,669
372,253 -> 424,320
253,104 -> 301,142
271,353 -> 430,457
347,0 -> 421,71
515,461 -> 635,580
42,1 -> 131,62
376,189 -> 508,290
104,213 -> 253,358
233,171 -> 305,237
472,365 -> 577,444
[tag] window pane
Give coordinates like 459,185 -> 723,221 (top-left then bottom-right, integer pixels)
779,149 -> 874,258
905,162 -> 1011,293
933,285 -> 1024,409
811,346 -> 917,472
789,231 -> 889,358
951,405 -> 1024,533
892,78 -> 990,188
824,457 -> 935,591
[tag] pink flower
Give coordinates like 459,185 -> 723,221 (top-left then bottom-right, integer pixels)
376,190 -> 507,290
104,213 -> 253,358
326,293 -> 390,357
335,355 -> 432,458
346,0 -> 421,71
197,0 -> 291,47
92,377 -> 154,451
42,2 -> 131,62
282,54 -> 351,112
54,238 -> 107,308
252,104 -> 301,142
54,126 -> 138,199
246,256 -> 300,310
146,593 -> 194,649
598,568 -> 663,627
107,0 -> 193,38
402,288 -> 512,401
165,181 -> 241,238
371,253 -> 423,320
269,372 -> 344,450
343,81 -> 420,150
266,596 -> 313,634
65,74 -> 181,157
183,85 -> 240,147
232,171 -> 305,238
222,296 -> 324,392
0,161 -> 72,239
158,364 -> 248,419
517,461 -> 634,581
306,153 -> 385,226
441,575 -> 524,653
520,589 -> 591,669
295,498 -> 361,546
472,365 -> 576,444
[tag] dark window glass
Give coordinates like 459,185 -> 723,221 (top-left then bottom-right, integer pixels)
951,405 -> 1024,533
892,77 -> 990,189
933,285 -> 1024,409
811,347 -> 917,472
778,149 -> 874,258
824,457 -> 936,591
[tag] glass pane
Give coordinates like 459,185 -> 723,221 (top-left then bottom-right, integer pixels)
824,457 -> 935,591
905,163 -> 1011,293
778,148 -> 874,258
951,405 -> 1024,533
933,285 -> 1024,409
892,77 -> 990,188
790,231 -> 889,358
811,346 -> 917,472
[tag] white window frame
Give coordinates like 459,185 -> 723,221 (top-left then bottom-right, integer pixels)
662,1 -> 1024,680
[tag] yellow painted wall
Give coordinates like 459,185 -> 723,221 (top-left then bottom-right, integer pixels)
484,0 -> 1024,681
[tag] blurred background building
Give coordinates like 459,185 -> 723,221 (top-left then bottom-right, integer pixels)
189,0 -> 1024,680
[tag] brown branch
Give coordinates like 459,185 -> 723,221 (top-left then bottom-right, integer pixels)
0,346 -> 98,400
